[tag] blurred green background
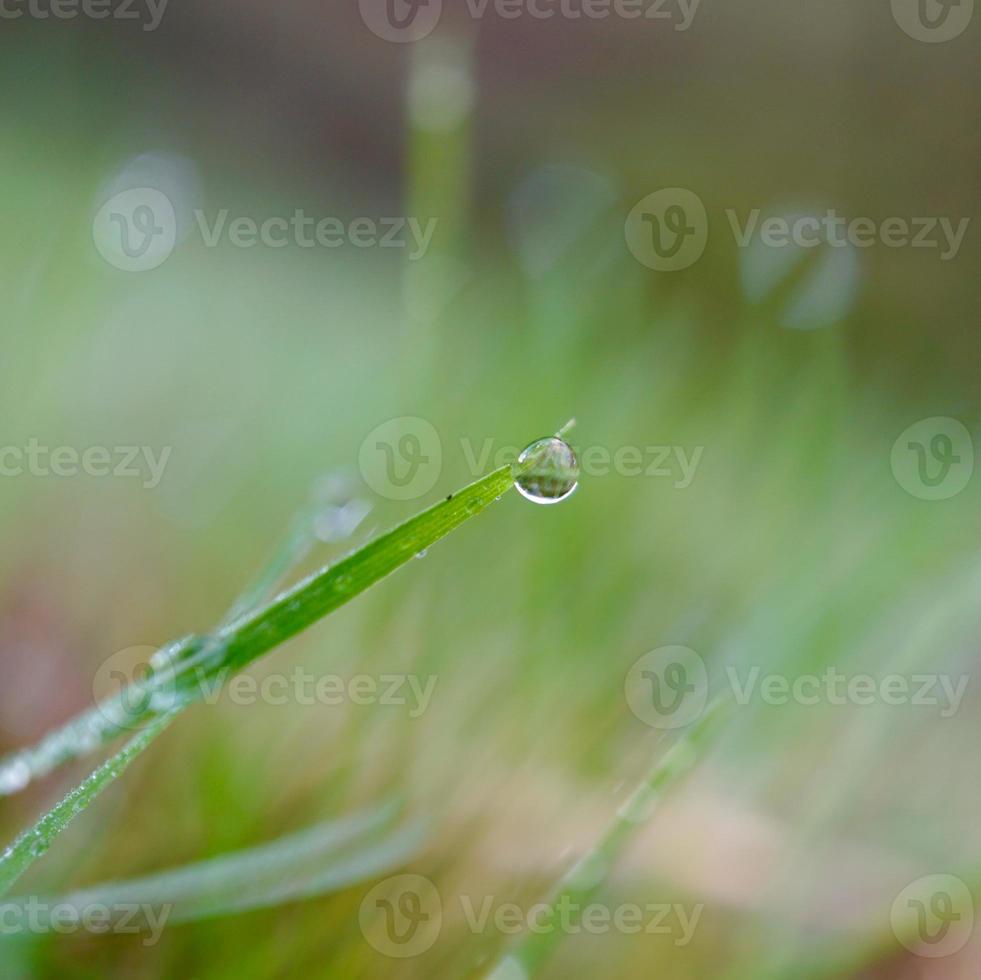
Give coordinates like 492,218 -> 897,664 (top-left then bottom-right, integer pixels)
1,3 -> 980,977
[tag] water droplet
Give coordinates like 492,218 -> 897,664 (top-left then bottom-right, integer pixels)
416,549 -> 428,559
408,37 -> 475,132
149,645 -> 177,671
565,851 -> 608,891
0,758 -> 31,795
486,955 -> 528,980
617,785 -> 660,824
149,688 -> 188,713
149,634 -> 198,671
738,202 -> 860,330
75,727 -> 102,754
312,473 -> 373,544
513,437 -> 579,505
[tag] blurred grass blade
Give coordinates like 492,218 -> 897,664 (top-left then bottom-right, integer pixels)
0,713 -> 175,898
4,801 -> 426,928
487,696 -> 732,979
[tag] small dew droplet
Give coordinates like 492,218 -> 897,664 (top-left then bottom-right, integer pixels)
75,728 -> 102,754
617,785 -> 660,824
149,688 -> 188,713
0,758 -> 31,795
486,955 -> 529,980
565,851 -> 608,891
513,437 -> 579,505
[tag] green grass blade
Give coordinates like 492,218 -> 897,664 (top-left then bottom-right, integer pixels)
210,464 -> 515,677
0,713 -> 175,898
2,801 -> 425,929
